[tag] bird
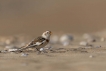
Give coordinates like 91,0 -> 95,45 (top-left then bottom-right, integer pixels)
19,31 -> 52,53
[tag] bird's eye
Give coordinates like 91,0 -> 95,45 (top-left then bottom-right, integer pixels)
47,32 -> 49,34
45,31 -> 51,35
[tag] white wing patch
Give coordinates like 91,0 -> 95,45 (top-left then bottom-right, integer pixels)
36,42 -> 42,45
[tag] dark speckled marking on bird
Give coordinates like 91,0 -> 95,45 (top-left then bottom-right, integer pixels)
19,31 -> 52,53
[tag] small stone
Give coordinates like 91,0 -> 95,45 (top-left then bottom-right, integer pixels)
5,40 -> 11,44
40,48 -> 44,51
89,55 -> 93,58
83,33 -> 93,39
85,46 -> 91,48
1,50 -> 8,53
8,49 -> 18,52
95,45 -> 101,48
45,46 -> 53,50
60,34 -> 73,46
21,53 -> 28,57
80,41 -> 88,46
101,37 -> 105,42
83,33 -> 96,42
87,38 -> 96,42
5,45 -> 16,49
39,48 -> 48,53
62,41 -> 70,46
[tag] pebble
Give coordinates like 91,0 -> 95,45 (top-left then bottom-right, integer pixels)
89,55 -> 93,58
79,41 -> 88,46
85,46 -> 92,48
62,41 -> 70,46
87,38 -> 96,42
40,48 -> 44,51
83,33 -> 93,39
50,35 -> 59,44
21,53 -> 28,57
101,37 -> 105,42
5,45 -> 17,49
83,33 -> 96,42
45,46 -> 53,50
0,50 -> 8,53
95,45 -> 101,48
8,48 -> 18,52
40,48 -> 48,53
60,34 -> 73,46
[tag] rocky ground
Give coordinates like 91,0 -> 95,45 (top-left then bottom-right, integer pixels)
0,31 -> 106,71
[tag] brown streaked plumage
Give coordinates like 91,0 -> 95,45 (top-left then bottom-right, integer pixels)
20,31 -> 52,52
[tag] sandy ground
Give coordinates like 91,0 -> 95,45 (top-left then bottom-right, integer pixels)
0,31 -> 106,71
0,0 -> 106,71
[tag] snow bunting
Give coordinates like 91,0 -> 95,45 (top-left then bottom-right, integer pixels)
20,31 -> 52,53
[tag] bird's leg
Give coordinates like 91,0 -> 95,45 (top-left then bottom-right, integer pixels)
35,48 -> 41,54
37,51 -> 41,54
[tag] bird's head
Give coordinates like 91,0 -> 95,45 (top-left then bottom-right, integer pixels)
42,31 -> 52,39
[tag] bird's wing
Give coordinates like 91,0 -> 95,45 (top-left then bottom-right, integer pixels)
26,36 -> 46,48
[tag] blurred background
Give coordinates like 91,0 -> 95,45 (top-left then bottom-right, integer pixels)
0,0 -> 106,35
